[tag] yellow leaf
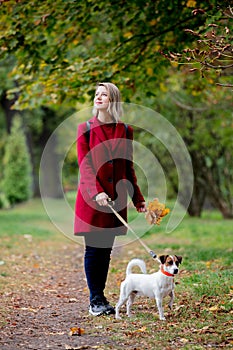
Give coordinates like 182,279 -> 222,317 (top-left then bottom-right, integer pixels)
191,90 -> 200,96
170,61 -> 178,68
153,44 -> 161,52
146,198 -> 169,225
186,0 -> 196,7
147,67 -> 153,76
149,19 -> 157,26
112,63 -> 119,72
159,82 -> 168,92
91,71 -> 98,76
34,19 -> 41,26
209,305 -> 219,312
136,326 -> 147,332
207,78 -> 214,84
69,326 -> 85,336
123,31 -> 133,39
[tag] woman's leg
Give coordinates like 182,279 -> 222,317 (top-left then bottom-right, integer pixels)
84,232 -> 115,315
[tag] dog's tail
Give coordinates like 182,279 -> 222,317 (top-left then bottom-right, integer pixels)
126,258 -> 147,276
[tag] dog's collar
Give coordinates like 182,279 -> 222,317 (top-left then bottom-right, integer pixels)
160,266 -> 174,277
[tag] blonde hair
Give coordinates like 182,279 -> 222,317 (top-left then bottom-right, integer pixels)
93,82 -> 123,122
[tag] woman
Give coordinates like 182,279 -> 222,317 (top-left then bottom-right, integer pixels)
74,82 -> 146,316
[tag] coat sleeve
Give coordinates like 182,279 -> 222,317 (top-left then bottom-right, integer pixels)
126,126 -> 145,206
77,123 -> 104,200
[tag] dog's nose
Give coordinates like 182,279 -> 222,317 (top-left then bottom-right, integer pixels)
173,268 -> 178,274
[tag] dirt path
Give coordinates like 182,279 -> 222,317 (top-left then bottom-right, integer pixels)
0,243 -> 120,350
1,236 -> 232,350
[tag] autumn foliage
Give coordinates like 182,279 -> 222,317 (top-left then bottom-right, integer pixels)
145,198 -> 170,225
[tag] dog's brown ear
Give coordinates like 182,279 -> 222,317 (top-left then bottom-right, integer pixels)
175,255 -> 182,264
159,255 -> 168,264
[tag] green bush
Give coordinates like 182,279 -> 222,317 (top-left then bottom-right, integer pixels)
2,116 -> 32,205
0,192 -> 10,209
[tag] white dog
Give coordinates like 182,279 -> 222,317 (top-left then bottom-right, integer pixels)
115,255 -> 182,320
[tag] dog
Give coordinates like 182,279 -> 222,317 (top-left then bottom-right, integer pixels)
115,255 -> 182,320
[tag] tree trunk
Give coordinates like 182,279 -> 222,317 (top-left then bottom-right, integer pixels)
187,179 -> 206,217
181,150 -> 207,217
0,90 -> 16,133
205,168 -> 233,219
38,107 -> 63,199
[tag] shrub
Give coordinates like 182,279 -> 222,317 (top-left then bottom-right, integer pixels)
2,116 -> 32,205
0,192 -> 10,209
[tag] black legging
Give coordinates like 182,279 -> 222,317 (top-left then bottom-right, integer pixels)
84,232 -> 115,301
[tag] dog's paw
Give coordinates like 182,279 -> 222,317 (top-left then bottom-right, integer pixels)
115,315 -> 122,320
159,316 -> 166,321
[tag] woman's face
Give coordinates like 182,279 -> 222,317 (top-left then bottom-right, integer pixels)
94,85 -> 110,111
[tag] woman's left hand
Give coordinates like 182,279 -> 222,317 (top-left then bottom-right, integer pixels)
136,202 -> 147,213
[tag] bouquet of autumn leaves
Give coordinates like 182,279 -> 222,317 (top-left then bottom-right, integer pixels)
145,198 -> 170,225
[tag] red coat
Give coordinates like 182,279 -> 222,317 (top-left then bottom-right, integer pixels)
74,116 -> 145,235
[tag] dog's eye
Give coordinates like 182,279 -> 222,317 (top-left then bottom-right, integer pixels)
168,260 -> 173,265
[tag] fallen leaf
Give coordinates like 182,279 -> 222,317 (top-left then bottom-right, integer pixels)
179,338 -> 189,344
69,298 -> 78,303
205,261 -> 212,268
198,325 -> 212,334
136,326 -> 147,332
23,234 -> 33,242
208,305 -> 220,312
69,327 -> 85,336
20,307 -> 38,313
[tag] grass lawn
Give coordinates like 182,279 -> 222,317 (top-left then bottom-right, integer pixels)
0,197 -> 232,349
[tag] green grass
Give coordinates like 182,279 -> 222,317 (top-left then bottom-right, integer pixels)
110,201 -> 233,349
0,198 -> 57,238
0,197 -> 232,349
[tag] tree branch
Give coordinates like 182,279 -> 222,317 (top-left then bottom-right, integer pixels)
203,61 -> 233,69
216,83 -> 233,87
171,96 -> 208,112
113,11 -> 209,55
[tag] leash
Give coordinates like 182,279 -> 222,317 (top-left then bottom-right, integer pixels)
107,200 -> 160,263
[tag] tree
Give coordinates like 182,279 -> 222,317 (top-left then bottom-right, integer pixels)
150,68 -> 233,218
0,0 -> 232,218
0,0 -> 223,108
0,56 -> 75,197
2,116 -> 32,205
163,4 -> 233,88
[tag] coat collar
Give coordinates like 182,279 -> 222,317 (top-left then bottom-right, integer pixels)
89,116 -> 127,154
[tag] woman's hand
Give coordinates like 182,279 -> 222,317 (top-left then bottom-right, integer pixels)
95,192 -> 109,206
136,202 -> 147,213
